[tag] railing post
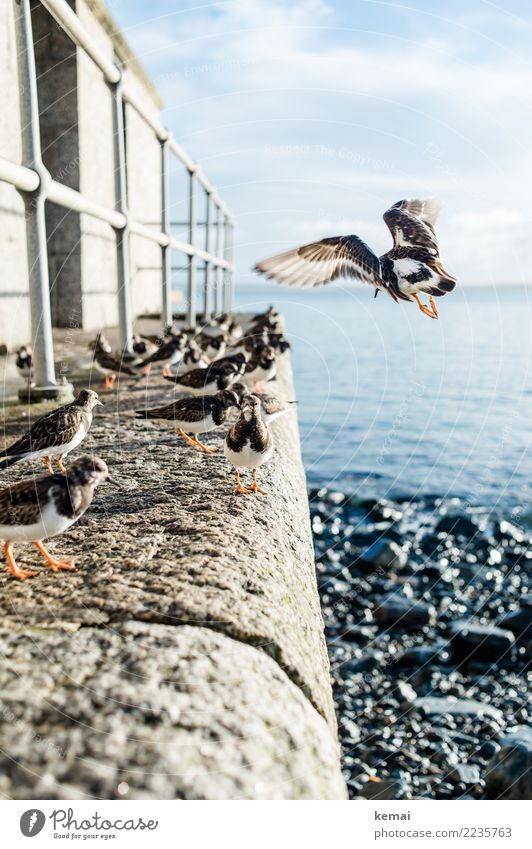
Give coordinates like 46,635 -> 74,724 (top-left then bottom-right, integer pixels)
13,0 -> 72,401
111,70 -> 133,352
223,218 -> 234,314
203,190 -> 212,322
214,204 -> 224,316
186,168 -> 196,329
160,138 -> 172,329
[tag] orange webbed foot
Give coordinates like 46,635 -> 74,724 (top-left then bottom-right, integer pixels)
34,541 -> 75,573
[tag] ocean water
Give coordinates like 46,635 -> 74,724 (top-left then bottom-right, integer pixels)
233,283 -> 532,520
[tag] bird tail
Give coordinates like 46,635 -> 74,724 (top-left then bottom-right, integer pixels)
0,454 -> 22,470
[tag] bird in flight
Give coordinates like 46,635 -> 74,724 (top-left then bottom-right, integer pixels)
254,199 -> 456,319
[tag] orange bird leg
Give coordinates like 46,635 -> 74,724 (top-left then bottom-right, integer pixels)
429,296 -> 439,318
109,373 -> 117,389
413,294 -> 438,320
43,456 -> 53,475
177,427 -> 201,448
3,542 -> 38,580
249,468 -> 267,494
191,436 -> 217,454
254,383 -> 264,393
104,374 -> 111,390
34,540 -> 75,572
235,469 -> 251,494
56,456 -> 67,474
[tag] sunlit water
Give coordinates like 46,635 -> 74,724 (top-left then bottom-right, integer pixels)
232,283 -> 532,522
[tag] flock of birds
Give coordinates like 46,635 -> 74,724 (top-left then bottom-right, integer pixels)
1,308 -> 291,579
2,198 -> 456,580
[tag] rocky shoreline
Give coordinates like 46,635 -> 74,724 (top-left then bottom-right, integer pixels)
310,489 -> 532,800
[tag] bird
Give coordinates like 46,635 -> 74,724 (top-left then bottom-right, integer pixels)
254,199 -> 456,320
224,395 -> 273,494
242,347 -> 277,391
89,336 -> 139,389
139,333 -> 188,369
135,389 -> 240,454
0,389 -> 103,474
16,346 -> 33,385
232,384 -> 295,424
0,454 -> 112,580
162,342 -> 209,377
164,362 -> 243,396
199,334 -> 227,361
211,351 -> 249,372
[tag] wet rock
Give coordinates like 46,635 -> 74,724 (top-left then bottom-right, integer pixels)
359,538 -> 407,571
493,520 -> 524,544
448,763 -> 481,785
396,643 -> 450,667
394,681 -> 417,706
499,605 -> 532,639
486,726 -> 532,800
414,697 -> 503,722
435,514 -> 481,540
375,595 -> 436,628
360,778 -> 411,800
450,621 -> 515,662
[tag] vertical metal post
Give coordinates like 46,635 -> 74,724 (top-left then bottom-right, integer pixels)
160,138 -> 172,329
203,190 -> 212,322
214,204 -> 224,316
186,168 -> 196,328
14,0 -> 70,399
111,71 -> 133,352
223,218 -> 234,314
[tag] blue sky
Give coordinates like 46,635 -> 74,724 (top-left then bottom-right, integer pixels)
108,0 -> 532,285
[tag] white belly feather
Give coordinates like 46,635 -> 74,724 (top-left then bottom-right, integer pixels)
0,501 -> 76,542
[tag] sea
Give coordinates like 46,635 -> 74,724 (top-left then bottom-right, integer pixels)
232,283 -> 532,524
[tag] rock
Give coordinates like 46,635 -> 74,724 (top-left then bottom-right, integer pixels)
450,621 -> 515,662
394,681 -> 417,705
486,727 -> 532,800
375,595 -> 436,628
360,778 -> 411,800
448,763 -> 481,785
499,606 -> 532,639
365,499 -> 403,523
359,538 -> 407,571
435,514 -> 481,540
414,697 -> 503,722
396,644 -> 450,667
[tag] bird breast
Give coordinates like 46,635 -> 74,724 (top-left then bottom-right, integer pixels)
0,500 -> 77,542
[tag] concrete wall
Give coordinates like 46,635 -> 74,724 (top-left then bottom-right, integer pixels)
0,1 -> 31,349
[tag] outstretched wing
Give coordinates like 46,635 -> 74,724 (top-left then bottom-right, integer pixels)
383,198 -> 440,254
254,235 -> 383,289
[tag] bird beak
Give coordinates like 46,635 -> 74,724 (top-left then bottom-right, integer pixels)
106,476 -> 122,488
96,399 -> 104,407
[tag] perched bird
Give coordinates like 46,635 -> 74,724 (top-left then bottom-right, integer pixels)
242,347 -> 277,391
228,320 -> 243,344
254,199 -> 456,320
131,334 -> 156,360
199,334 -> 227,361
163,342 -> 209,377
0,389 -> 102,474
224,395 -> 273,494
139,333 -> 187,369
165,362 -> 243,395
89,337 -> 139,389
16,346 -> 33,385
201,316 -> 229,339
212,351 -> 249,372
0,454 -> 111,580
135,389 -> 240,454
232,384 -> 295,424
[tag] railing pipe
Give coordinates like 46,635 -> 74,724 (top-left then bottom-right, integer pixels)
203,191 -> 212,322
215,204 -> 224,315
14,0 -> 67,398
223,218 -> 234,314
186,169 -> 197,329
111,71 -> 133,353
160,138 -> 172,328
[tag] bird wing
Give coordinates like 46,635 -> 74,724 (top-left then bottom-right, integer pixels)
383,198 -> 440,254
0,476 -> 62,525
3,408 -> 84,457
94,350 -> 137,375
141,397 -> 213,422
254,235 -> 383,288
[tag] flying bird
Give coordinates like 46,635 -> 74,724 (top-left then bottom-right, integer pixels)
254,199 -> 456,320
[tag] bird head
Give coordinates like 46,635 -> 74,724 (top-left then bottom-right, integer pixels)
215,389 -> 241,409
74,389 -> 104,410
241,395 -> 261,421
66,454 -> 113,487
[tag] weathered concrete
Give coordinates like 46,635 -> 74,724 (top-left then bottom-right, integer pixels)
0,327 -> 346,799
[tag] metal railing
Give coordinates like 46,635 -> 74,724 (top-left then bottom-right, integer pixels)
1,0 -> 235,397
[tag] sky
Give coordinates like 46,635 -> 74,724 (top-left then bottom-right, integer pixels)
108,0 -> 532,286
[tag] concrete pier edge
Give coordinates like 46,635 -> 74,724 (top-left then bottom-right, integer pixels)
0,321 -> 347,800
